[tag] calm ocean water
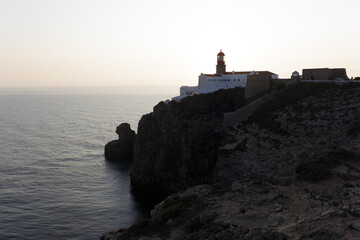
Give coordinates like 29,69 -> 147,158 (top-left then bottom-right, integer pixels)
0,86 -> 177,239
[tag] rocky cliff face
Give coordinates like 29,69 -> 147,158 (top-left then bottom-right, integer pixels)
130,87 -> 245,195
102,82 -> 360,239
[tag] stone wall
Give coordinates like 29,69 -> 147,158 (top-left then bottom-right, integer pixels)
224,79 -> 297,127
224,90 -> 279,127
302,68 -> 348,80
244,74 -> 272,99
331,68 -> 349,79
273,78 -> 291,85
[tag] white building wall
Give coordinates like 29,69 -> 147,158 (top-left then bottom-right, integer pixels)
171,85 -> 198,101
198,73 -> 247,94
172,72 -> 274,102
180,86 -> 198,96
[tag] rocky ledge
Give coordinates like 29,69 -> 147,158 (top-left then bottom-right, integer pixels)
103,82 -> 360,239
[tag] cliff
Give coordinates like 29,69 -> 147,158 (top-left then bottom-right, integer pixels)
103,82 -> 360,239
130,87 -> 246,196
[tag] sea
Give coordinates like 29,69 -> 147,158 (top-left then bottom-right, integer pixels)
0,86 -> 178,240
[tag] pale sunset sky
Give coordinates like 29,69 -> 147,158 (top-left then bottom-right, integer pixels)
0,0 -> 359,88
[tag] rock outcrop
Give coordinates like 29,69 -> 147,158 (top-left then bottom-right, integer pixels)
104,123 -> 136,161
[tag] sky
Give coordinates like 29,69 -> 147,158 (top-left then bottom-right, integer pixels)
0,0 -> 360,88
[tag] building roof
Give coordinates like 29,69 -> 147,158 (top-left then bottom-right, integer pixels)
204,71 -> 277,77
204,74 -> 222,77
302,68 -> 346,71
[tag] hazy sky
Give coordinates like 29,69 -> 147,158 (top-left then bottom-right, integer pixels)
1,0 -> 359,88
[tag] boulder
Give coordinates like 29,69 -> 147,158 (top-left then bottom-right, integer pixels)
104,123 -> 136,161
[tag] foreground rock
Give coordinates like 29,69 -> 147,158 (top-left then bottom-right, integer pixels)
103,160 -> 360,240
104,123 -> 136,161
103,163 -> 360,240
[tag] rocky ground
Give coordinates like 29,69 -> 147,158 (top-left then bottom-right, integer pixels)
217,83 -> 360,184
104,165 -> 360,240
102,82 -> 360,240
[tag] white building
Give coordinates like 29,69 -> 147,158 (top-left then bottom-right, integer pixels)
172,50 -> 278,101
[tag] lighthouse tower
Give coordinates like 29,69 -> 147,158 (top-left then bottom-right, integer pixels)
216,50 -> 226,74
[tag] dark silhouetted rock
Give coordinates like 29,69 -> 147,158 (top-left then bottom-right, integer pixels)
105,123 -> 136,161
130,87 -> 245,196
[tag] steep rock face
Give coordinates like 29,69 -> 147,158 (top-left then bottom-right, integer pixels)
104,123 -> 136,161
130,88 -> 245,195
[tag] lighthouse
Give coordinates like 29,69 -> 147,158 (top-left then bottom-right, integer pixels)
171,50 -> 279,101
216,49 -> 226,74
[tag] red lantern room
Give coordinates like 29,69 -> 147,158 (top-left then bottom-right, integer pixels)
216,49 -> 226,74
217,50 -> 225,64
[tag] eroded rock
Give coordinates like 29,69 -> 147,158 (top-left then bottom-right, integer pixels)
105,123 -> 136,161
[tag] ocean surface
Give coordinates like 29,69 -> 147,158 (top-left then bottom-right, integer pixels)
0,86 -> 177,239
